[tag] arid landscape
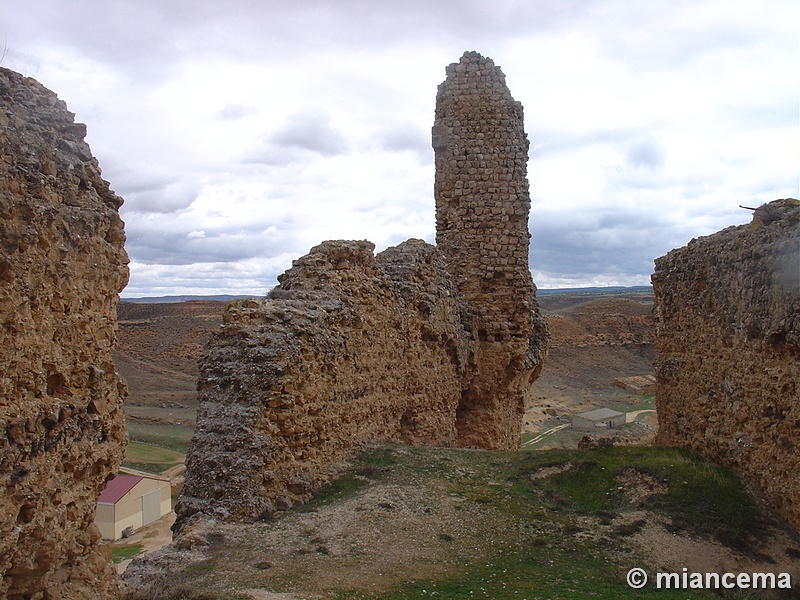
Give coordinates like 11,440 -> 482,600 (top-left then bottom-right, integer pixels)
112,289 -> 800,598
3,39 -> 796,599
114,288 -> 657,474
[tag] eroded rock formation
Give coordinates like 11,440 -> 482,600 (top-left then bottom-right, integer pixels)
653,198 -> 800,531
176,52 -> 548,527
0,68 -> 129,598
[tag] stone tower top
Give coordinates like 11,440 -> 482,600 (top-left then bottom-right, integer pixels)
433,51 -> 533,332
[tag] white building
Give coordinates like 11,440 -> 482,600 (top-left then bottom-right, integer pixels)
572,408 -> 626,432
95,473 -> 172,540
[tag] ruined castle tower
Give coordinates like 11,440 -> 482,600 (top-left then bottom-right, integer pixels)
433,51 -> 548,449
171,52 -> 548,530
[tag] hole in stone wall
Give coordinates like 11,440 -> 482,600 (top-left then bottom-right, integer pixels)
400,410 -> 416,433
46,372 -> 67,396
0,260 -> 13,284
454,390 -> 479,440
17,503 -> 36,524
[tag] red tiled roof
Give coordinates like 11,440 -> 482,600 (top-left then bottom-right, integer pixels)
98,474 -> 143,504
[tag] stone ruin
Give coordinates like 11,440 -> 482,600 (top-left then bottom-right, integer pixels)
653,198 -> 800,531
433,51 -> 548,448
0,68 -> 130,598
175,51 -> 550,526
2,47 -> 794,599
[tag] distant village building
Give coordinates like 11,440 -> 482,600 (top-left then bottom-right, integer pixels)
95,474 -> 172,540
572,408 -> 626,432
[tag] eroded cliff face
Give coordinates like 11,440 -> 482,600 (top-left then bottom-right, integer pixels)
653,198 -> 800,531
0,68 -> 129,598
176,52 -> 548,527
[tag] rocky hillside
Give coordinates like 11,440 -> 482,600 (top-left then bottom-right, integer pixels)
543,297 -> 654,349
115,300 -> 228,414
524,293 -> 655,437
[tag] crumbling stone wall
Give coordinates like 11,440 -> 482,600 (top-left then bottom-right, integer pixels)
653,198 -> 800,531
177,52 -> 548,527
0,68 -> 129,598
433,51 -> 548,448
178,239 -> 472,522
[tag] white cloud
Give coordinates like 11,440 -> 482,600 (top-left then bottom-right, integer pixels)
2,0 -> 797,296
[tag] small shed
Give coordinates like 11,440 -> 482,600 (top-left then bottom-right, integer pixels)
572,408 -> 626,432
95,474 -> 172,540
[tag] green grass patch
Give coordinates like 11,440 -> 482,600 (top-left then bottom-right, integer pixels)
111,543 -> 143,564
363,551 -> 720,600
297,475 -> 369,512
296,446 -> 401,512
517,446 -> 767,548
123,440 -> 185,474
323,446 -> 766,600
355,446 -> 399,475
126,420 -> 194,454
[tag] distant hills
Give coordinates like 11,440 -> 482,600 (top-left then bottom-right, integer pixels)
120,294 -> 256,304
120,286 -> 653,304
536,285 -> 653,296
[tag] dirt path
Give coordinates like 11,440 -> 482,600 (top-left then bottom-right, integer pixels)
112,512 -> 176,575
521,423 -> 570,447
626,409 -> 656,423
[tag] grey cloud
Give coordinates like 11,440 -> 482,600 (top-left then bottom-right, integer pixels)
123,218 -> 293,266
530,126 -> 651,158
529,209 -> 679,282
529,201 -> 759,286
268,110 -> 347,157
5,1 -> 189,83
378,124 -> 432,162
242,146 -> 306,167
120,178 -> 201,214
7,0 -> 591,85
216,104 -> 258,121
122,258 -> 282,298
592,5 -> 763,72
626,137 -> 665,169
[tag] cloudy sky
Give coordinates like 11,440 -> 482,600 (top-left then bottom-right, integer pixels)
3,1 -> 798,297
